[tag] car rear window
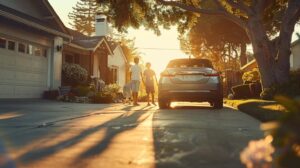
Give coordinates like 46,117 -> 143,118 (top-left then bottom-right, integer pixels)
167,59 -> 213,68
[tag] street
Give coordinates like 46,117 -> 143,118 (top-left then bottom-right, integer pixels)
0,100 -> 263,168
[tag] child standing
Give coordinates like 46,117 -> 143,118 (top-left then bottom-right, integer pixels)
143,62 -> 158,106
130,57 -> 143,106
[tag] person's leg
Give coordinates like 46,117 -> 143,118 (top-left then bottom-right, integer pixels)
147,92 -> 150,105
151,92 -> 156,105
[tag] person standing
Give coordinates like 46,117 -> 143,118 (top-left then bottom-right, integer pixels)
144,62 -> 158,106
130,57 -> 143,106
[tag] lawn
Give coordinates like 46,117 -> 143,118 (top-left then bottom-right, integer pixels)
224,99 -> 286,122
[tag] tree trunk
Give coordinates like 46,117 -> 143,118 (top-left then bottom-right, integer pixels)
247,18 -> 277,89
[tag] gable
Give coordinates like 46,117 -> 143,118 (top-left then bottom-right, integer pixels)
0,0 -> 69,36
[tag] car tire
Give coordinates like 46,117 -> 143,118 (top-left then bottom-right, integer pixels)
159,99 -> 170,109
213,99 -> 223,109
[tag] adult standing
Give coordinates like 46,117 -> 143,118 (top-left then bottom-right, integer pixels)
130,57 -> 143,106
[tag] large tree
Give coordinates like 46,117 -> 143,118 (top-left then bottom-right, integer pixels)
97,0 -> 300,91
179,13 -> 250,71
69,0 -> 99,36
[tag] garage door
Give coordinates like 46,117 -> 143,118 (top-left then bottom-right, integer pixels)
0,48 -> 48,98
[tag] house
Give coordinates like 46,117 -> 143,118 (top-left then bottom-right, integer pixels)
63,29 -> 113,84
107,40 -> 128,87
241,37 -> 300,72
63,14 -> 128,86
291,37 -> 300,71
0,0 -> 72,98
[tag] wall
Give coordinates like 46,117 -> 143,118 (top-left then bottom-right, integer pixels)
108,46 -> 126,87
291,43 -> 300,71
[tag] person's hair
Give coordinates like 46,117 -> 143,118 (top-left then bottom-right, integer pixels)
146,62 -> 151,67
134,57 -> 139,64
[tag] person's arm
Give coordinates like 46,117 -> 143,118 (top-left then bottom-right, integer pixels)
153,70 -> 158,85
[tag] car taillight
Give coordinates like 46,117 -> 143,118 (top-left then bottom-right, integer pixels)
204,73 -> 220,77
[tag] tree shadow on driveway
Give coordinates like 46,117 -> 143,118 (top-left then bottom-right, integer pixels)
17,105 -> 154,166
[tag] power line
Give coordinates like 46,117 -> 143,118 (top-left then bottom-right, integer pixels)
136,47 -> 182,51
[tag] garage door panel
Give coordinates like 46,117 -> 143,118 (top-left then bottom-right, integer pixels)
15,86 -> 44,98
0,68 -> 15,82
15,72 -> 47,86
0,49 -> 49,98
0,53 -> 16,67
0,85 -> 14,98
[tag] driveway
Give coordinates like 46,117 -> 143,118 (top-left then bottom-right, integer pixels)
0,100 -> 263,168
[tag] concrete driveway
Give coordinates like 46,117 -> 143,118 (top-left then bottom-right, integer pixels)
0,100 -> 263,168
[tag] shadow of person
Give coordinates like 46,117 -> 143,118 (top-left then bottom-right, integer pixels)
17,108 -> 153,166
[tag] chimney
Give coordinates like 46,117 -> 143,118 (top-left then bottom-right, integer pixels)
95,13 -> 109,36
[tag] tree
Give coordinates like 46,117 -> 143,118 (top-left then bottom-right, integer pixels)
179,14 -> 250,71
69,0 -> 99,36
97,0 -> 300,92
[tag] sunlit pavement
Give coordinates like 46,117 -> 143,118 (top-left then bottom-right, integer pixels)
0,100 -> 263,168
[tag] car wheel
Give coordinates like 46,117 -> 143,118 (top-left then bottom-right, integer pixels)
159,99 -> 170,109
213,99 -> 223,109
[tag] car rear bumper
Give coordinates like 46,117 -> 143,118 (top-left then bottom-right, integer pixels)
158,89 -> 221,102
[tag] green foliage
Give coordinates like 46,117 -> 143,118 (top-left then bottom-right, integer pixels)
68,0 -> 99,36
276,70 -> 300,97
242,68 -> 261,83
93,84 -> 121,103
62,63 -> 88,86
73,85 -> 92,97
270,96 -> 300,168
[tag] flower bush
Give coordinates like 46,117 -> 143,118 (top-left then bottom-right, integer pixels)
242,68 -> 261,84
92,84 -> 121,103
241,96 -> 300,168
240,136 -> 275,168
62,63 -> 88,86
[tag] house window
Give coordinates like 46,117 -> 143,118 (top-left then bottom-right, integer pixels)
8,41 -> 15,51
26,44 -> 33,55
0,38 -> 6,49
18,43 -> 26,53
111,67 -> 118,84
34,47 -> 42,56
74,55 -> 80,64
65,54 -> 80,64
65,54 -> 73,63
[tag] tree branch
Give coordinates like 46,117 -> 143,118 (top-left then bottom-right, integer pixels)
156,0 -> 247,29
225,0 -> 253,15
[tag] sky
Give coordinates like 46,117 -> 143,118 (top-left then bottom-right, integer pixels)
49,0 -> 300,74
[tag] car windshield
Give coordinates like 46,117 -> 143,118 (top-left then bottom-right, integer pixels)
167,59 -> 213,68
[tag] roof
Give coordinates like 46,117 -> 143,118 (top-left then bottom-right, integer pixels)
107,40 -> 119,51
0,0 -> 71,39
68,28 -> 106,48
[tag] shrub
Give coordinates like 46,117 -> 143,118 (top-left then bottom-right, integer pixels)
242,68 -> 260,84
93,92 -> 113,103
62,63 -> 88,86
231,84 -> 252,99
276,69 -> 300,97
268,96 -> 300,168
72,85 -> 91,97
102,84 -> 121,100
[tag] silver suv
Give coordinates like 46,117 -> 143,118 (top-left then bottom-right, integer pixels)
158,58 -> 223,109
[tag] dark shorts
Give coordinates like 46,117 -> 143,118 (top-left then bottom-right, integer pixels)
146,84 -> 155,94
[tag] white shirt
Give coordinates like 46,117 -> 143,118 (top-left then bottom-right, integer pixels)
130,64 -> 142,81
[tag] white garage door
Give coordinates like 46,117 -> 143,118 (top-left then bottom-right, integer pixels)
0,48 -> 48,98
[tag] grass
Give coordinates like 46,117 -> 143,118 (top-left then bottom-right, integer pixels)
224,99 -> 286,122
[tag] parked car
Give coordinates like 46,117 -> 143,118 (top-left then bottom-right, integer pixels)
158,58 -> 223,109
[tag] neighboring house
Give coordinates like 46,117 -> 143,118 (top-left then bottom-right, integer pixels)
291,38 -> 300,71
241,37 -> 300,72
63,14 -> 128,86
63,29 -> 113,84
108,41 -> 128,87
0,0 -> 71,98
